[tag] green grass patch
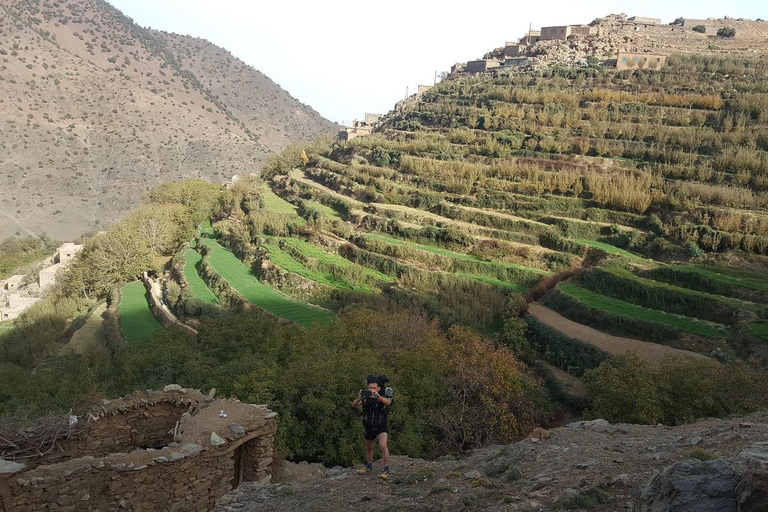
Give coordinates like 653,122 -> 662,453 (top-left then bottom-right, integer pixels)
183,248 -> 218,304
559,283 -> 726,338
262,187 -> 300,215
677,265 -> 768,293
365,233 -> 547,275
305,200 -> 342,219
263,242 -> 364,290
571,239 -> 645,260
279,237 -> 395,283
119,281 -> 163,345
0,322 -> 15,336
748,322 -> 768,342
199,237 -> 333,327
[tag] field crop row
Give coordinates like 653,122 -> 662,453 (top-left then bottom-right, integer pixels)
183,247 -> 218,304
199,237 -> 333,327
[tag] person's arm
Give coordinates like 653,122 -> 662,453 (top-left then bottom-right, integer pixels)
372,391 -> 391,406
351,390 -> 363,408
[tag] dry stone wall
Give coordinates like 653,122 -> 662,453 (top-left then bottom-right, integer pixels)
0,386 -> 276,511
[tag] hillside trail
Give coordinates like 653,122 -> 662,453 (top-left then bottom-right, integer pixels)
527,303 -> 709,363
60,302 -> 107,355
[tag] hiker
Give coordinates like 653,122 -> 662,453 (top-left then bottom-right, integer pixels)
351,375 -> 393,479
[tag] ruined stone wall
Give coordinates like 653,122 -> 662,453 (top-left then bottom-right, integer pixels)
0,387 -> 277,512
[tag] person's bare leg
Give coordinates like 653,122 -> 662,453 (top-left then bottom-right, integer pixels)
378,433 -> 389,468
365,439 -> 374,464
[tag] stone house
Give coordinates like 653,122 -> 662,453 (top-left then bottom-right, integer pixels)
2,275 -> 23,292
364,113 -> 383,125
616,51 -> 667,70
39,263 -> 62,291
628,16 -> 661,25
56,242 -> 83,264
466,59 -> 501,74
1,295 -> 40,322
519,30 -> 541,44
417,85 -> 432,95
541,26 -> 571,41
504,43 -> 522,57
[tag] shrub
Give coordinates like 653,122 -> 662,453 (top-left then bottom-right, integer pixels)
716,27 -> 736,38
584,353 -> 768,425
525,316 -> 608,376
692,25 -> 707,33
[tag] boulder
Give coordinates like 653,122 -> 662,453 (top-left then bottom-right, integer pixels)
732,442 -> 768,512
638,458 -> 738,512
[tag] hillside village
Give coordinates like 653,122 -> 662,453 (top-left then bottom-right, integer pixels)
4,8 -> 768,512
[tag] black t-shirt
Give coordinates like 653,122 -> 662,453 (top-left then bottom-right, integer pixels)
362,396 -> 390,428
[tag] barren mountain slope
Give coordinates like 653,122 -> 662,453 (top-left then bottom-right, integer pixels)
0,0 -> 336,240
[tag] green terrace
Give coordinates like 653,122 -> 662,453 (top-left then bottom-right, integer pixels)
558,283 -> 727,339
262,241 -> 371,292
119,281 -> 163,345
198,236 -> 333,327
183,247 -> 218,304
571,239 -> 648,261
677,265 -> 768,294
748,322 -> 768,343
277,237 -> 395,283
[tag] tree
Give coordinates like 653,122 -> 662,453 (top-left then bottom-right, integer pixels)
671,17 -> 685,26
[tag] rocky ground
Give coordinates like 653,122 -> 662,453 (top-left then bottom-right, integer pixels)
215,412 -> 768,511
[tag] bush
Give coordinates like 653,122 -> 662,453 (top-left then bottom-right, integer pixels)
584,352 -> 768,425
525,316 -> 608,376
692,25 -> 707,33
716,27 -> 736,38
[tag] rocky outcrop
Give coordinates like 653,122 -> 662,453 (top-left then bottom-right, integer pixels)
637,442 -> 768,512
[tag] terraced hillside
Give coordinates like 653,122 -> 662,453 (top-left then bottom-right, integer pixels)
238,53 -> 768,383
118,281 -> 162,345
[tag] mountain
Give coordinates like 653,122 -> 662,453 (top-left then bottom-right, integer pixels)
0,0 -> 337,241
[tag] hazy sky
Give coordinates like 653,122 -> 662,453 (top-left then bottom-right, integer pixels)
108,0 -> 764,125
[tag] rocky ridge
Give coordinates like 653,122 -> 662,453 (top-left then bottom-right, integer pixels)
215,412 -> 768,512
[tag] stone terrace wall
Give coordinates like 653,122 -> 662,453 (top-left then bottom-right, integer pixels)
0,386 -> 277,511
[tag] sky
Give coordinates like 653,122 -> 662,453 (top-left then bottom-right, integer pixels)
108,0 -> 764,126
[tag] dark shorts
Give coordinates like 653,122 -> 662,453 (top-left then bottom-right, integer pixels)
364,424 -> 388,441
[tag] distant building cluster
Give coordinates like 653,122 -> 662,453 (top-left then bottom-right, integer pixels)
451,14 -> 668,76
0,243 -> 83,323
338,113 -> 384,142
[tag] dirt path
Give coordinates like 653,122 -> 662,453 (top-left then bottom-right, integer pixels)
528,303 -> 709,363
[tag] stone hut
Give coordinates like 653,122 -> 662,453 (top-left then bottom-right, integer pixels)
466,59 -> 501,74
628,16 -> 661,25
56,243 -> 83,265
541,26 -> 571,41
2,275 -> 23,292
39,263 -> 62,291
0,386 -> 277,511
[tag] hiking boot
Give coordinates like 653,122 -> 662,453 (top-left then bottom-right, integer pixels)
358,465 -> 373,475
379,470 -> 389,480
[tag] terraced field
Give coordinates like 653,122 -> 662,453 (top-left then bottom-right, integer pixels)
119,281 -> 163,345
183,247 -> 218,304
558,283 -> 726,339
198,236 -> 333,327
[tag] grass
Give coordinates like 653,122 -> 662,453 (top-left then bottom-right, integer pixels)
364,233 -> 547,274
119,281 -> 163,345
0,322 -> 15,335
559,283 -> 727,338
262,242 -> 363,290
262,186 -> 299,214
571,239 -> 645,260
184,247 -> 218,304
456,273 -> 525,291
748,322 -> 768,342
676,265 -> 768,293
279,237 -> 395,283
199,237 -> 333,327
611,268 -> 765,313
305,200 -> 343,219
